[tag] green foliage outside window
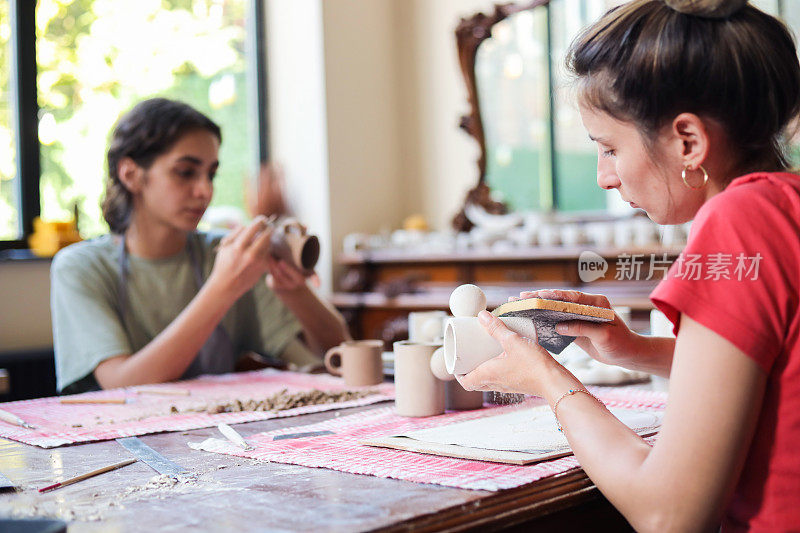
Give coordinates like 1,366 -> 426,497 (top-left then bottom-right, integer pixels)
0,0 -> 254,240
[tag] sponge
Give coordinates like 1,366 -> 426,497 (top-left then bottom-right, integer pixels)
492,298 -> 614,354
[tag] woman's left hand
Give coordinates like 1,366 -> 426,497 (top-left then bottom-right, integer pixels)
456,310 -> 563,397
265,255 -> 320,293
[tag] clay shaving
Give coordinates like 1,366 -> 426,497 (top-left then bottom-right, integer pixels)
81,387 -> 380,426
191,388 -> 379,414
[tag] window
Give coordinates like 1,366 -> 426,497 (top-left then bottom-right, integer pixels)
550,0 -> 626,213
0,0 -> 17,240
1,0 -> 267,248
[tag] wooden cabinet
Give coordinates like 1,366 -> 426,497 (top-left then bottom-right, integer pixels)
332,246 -> 683,347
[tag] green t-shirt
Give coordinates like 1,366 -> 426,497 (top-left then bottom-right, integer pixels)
50,232 -> 304,393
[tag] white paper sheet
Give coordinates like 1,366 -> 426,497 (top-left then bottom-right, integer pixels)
397,405 -> 662,455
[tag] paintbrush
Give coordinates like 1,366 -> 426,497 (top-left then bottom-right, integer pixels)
38,458 -> 137,493
59,396 -> 127,404
217,423 -> 254,451
0,409 -> 35,429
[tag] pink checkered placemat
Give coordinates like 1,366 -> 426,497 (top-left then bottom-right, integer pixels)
0,370 -> 394,448
189,386 -> 666,491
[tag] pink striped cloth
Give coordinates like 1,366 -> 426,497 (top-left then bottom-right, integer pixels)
190,386 -> 666,491
0,370 -> 394,448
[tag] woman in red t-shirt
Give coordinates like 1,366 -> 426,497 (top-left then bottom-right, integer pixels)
457,1 -> 800,531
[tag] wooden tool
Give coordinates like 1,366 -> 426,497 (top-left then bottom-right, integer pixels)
59,396 -> 127,404
218,423 -> 253,450
38,458 -> 137,493
134,387 -> 191,396
0,409 -> 35,429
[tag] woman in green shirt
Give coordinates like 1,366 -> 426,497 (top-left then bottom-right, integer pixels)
51,98 -> 349,393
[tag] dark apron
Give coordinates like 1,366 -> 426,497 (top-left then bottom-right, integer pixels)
117,234 -> 235,379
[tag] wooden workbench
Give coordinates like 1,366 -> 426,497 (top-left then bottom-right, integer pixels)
0,402 -> 634,532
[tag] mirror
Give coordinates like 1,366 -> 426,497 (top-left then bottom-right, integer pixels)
454,0 -> 800,230
454,0 -> 626,230
476,5 -> 551,214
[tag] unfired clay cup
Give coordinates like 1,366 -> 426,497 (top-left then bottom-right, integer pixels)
443,316 -> 537,375
445,380 -> 484,410
393,341 -> 445,417
270,219 -> 320,276
408,310 -> 447,343
324,340 -> 384,386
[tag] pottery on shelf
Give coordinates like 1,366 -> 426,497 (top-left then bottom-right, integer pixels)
408,310 -> 448,343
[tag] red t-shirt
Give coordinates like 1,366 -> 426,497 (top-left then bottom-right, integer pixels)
650,172 -> 800,532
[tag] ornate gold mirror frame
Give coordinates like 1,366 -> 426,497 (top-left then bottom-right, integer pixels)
451,0 -> 550,231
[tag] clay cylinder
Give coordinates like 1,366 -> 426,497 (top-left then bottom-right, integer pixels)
443,316 -> 536,375
270,219 -> 320,275
445,381 -> 484,411
393,341 -> 445,417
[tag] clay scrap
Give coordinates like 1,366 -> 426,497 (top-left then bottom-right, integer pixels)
197,388 -> 380,415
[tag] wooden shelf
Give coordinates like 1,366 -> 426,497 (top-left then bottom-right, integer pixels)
339,245 -> 684,265
333,244 -> 672,343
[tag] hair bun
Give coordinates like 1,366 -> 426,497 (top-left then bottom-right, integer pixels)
664,0 -> 749,18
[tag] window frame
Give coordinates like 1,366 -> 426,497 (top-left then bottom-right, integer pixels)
1,0 -> 269,251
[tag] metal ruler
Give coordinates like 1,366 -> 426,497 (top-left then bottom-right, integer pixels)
0,471 -> 14,491
116,437 -> 187,478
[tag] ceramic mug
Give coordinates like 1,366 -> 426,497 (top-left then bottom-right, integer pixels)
443,316 -> 537,375
393,341 -> 445,417
270,218 -> 320,276
324,340 -> 384,386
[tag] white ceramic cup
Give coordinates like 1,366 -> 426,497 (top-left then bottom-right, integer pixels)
587,221 -> 614,248
393,341 -> 445,417
408,311 -> 447,343
443,316 -> 537,375
614,219 -> 635,248
633,219 -> 657,247
537,224 -> 561,247
613,305 -> 631,326
649,310 -> 674,392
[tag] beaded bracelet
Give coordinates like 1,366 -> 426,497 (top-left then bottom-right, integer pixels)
551,388 -> 604,432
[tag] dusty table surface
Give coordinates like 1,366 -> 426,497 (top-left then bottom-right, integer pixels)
0,403 -> 603,532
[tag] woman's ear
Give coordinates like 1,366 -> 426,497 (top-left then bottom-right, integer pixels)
117,157 -> 145,194
671,113 -> 710,170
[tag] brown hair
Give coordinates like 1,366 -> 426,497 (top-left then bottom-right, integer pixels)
102,98 -> 222,233
566,0 -> 800,174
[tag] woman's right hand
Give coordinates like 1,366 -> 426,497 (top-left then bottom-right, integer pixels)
518,289 -> 644,368
207,216 -> 274,300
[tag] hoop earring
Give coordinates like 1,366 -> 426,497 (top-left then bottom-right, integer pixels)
682,164 -> 709,190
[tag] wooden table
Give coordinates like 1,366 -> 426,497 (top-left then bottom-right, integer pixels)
0,404 -> 632,532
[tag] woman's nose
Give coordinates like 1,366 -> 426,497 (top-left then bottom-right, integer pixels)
195,175 -> 213,199
596,153 -> 621,190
